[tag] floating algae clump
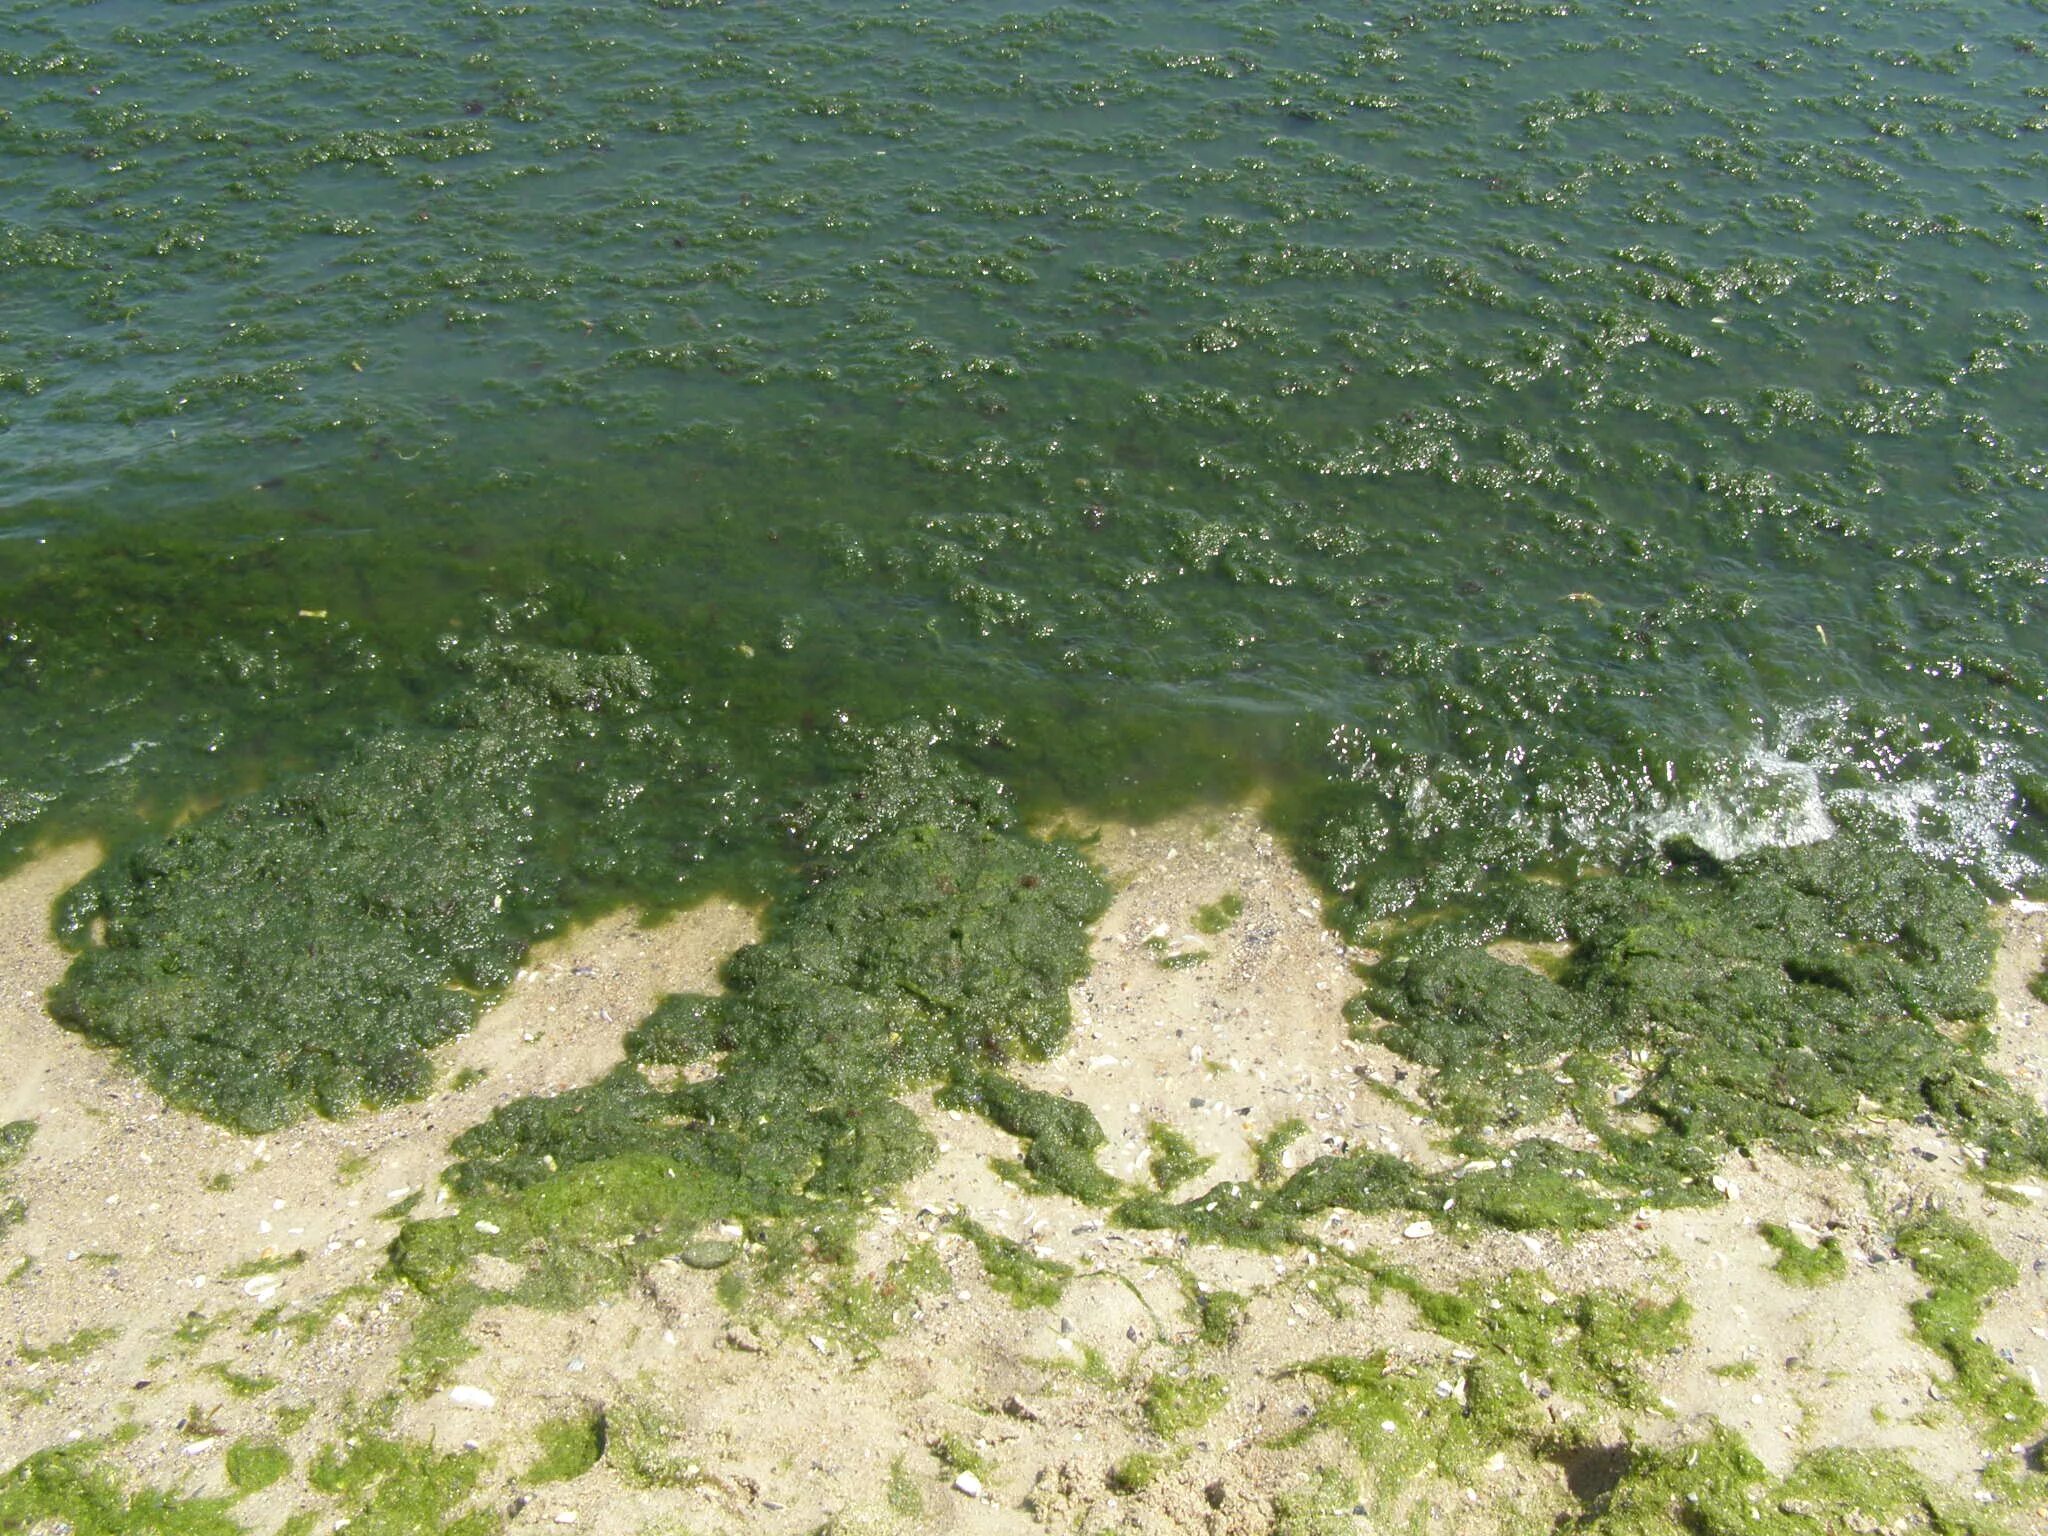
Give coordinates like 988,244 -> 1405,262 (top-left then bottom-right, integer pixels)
393,735 -> 1106,1329
48,643 -> 652,1131
1353,837 -> 2044,1190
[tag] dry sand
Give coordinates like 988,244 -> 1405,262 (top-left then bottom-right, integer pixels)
2,811 -> 2045,1533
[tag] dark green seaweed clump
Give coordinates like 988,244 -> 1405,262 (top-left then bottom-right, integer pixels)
47,643 -> 653,1131
392,737 -> 1106,1325
1353,837 -> 2042,1181
1122,836 -> 2040,1253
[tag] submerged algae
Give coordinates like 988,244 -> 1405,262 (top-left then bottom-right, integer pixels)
48,643 -> 654,1131
393,738 -> 1106,1339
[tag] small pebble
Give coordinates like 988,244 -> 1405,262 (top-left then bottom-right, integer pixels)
1402,1220 -> 1434,1240
448,1385 -> 495,1410
954,1472 -> 984,1498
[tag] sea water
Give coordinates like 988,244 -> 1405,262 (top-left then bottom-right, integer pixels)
2,0 -> 2044,919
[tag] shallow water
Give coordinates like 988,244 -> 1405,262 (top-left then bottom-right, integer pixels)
2,0 -> 2045,916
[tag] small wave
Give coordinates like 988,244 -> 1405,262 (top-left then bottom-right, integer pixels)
1636,701 -> 2040,889
1639,742 -> 1835,863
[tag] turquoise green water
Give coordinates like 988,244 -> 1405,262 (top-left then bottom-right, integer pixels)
3,0 -> 2046,928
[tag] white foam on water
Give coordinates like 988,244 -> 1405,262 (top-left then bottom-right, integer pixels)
1639,741 -> 1836,863
1636,701 -> 2040,889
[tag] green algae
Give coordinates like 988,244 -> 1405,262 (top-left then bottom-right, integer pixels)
525,1413 -> 605,1485
0,1120 -> 31,1236
930,1433 -> 988,1479
20,1324 -> 120,1365
0,1442 -> 240,1536
953,1216 -> 1071,1310
1145,936 -> 1208,970
203,1363 -> 277,1399
1895,1210 -> 2044,1444
1758,1224 -> 1847,1287
49,642 -> 654,1132
1579,1425 -> 2009,1535
1141,1370 -> 1227,1439
1145,1121 -> 1213,1195
1253,1119 -> 1307,1186
600,1390 -> 700,1491
942,1072 -> 1120,1204
1106,1451 -> 1166,1495
391,739 -> 1104,1362
1192,1286 -> 1249,1349
1269,1466 -> 1360,1536
308,1426 -> 497,1536
1118,1132 -> 1658,1252
1282,1264 -> 1687,1491
803,1243 -> 949,1359
1325,838 -> 2046,1243
224,1439 -> 290,1494
1193,894 -> 1243,936
884,1455 -> 924,1518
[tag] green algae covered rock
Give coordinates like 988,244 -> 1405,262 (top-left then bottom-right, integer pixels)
48,643 -> 652,1132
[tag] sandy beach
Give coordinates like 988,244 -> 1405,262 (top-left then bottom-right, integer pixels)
3,812 -> 2046,1533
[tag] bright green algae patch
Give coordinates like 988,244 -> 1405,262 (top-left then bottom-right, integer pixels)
1896,1211 -> 2045,1443
0,1442 -> 240,1536
307,1428 -> 498,1536
523,1414 -> 604,1486
48,642 -> 656,1131
390,739 -> 1106,1350
1580,1427 -> 2010,1535
1282,1262 -> 1688,1489
1758,1223 -> 1847,1288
